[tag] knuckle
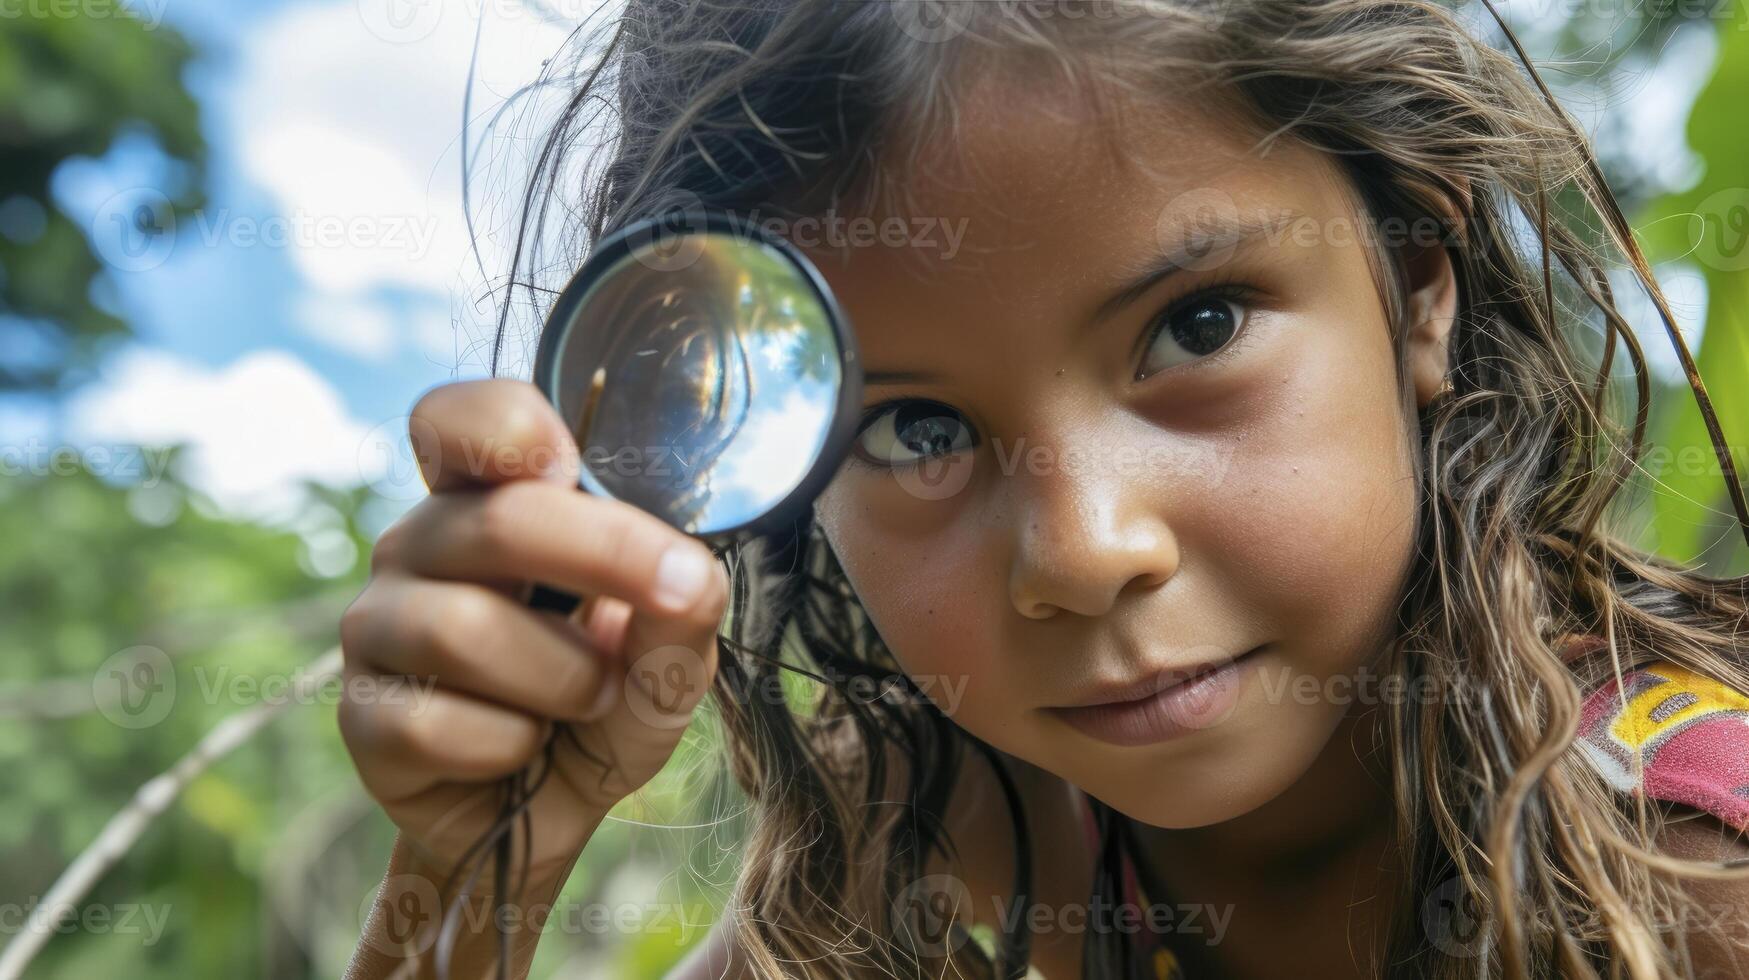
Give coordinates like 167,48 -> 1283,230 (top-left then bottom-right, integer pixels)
471,491 -> 523,563
600,521 -> 641,582
472,482 -> 541,561
369,507 -> 421,573
338,591 -> 377,661
491,380 -> 551,435
405,586 -> 494,678
381,695 -> 446,760
337,684 -> 411,759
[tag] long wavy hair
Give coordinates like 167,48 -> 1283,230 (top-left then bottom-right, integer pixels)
471,1 -> 1749,977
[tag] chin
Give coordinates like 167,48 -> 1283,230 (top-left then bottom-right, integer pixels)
1104,769 -> 1295,829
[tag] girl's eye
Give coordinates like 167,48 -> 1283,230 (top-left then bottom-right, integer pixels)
853,400 -> 975,467
1137,292 -> 1249,379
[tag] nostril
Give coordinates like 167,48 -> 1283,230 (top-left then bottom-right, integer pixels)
1123,570 -> 1170,595
1013,592 -> 1060,620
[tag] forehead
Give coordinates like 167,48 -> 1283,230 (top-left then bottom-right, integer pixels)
802,67 -> 1360,292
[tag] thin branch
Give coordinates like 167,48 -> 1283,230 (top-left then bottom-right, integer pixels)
0,647 -> 344,980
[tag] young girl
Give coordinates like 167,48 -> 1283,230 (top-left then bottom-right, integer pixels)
338,1 -> 1749,977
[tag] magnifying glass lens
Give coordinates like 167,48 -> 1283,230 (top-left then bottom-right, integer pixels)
539,227 -> 854,537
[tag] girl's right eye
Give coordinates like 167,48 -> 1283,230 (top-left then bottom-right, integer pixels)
852,400 -> 976,468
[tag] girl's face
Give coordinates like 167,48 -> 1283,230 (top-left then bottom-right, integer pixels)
807,76 -> 1456,828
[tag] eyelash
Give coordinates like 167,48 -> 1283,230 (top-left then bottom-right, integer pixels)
849,280 -> 1262,471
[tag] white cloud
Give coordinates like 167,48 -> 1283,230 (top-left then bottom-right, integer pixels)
295,293 -> 400,361
229,0 -> 580,363
64,347 -> 380,523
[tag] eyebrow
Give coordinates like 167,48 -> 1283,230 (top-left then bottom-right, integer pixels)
862,208 -> 1301,387
1091,209 -> 1299,323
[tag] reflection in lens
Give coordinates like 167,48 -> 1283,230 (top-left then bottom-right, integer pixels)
544,234 -> 843,535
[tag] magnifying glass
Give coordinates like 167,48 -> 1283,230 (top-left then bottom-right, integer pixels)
522,209 -> 862,613
436,211 -> 862,976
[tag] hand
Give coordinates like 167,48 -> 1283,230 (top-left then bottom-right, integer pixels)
338,379 -> 728,888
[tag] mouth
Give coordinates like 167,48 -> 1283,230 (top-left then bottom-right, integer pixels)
1046,644 -> 1264,747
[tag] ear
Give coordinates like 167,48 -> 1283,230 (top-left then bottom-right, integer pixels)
1402,202 -> 1462,408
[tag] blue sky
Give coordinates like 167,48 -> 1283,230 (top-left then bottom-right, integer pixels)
13,0 -> 593,523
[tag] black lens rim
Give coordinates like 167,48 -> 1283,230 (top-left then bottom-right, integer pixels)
532,208 -> 862,542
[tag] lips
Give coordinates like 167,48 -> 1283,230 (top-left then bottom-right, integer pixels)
1056,646 -> 1259,708
1047,645 -> 1262,746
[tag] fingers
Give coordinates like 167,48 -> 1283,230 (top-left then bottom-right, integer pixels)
375,479 -> 728,628
410,379 -> 581,493
340,576 -> 624,724
336,660 -> 549,804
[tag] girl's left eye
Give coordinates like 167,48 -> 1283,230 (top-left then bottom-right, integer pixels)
1137,290 -> 1250,379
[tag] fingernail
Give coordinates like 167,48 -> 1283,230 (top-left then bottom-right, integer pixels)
654,545 -> 712,612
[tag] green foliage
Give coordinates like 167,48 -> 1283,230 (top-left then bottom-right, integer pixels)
0,456 -> 738,978
1633,13 -> 1749,573
0,458 -> 370,978
0,8 -> 205,389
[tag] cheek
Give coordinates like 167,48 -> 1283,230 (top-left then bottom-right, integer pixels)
1206,316 -> 1419,666
814,488 -> 1008,708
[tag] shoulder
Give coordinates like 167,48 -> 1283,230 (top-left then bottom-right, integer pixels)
1653,810 -> 1749,979
1573,652 -> 1749,977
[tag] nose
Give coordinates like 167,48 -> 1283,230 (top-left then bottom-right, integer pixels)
1003,445 -> 1181,620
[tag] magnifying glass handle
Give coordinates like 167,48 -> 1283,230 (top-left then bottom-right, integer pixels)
519,365 -> 603,619
524,583 -> 583,615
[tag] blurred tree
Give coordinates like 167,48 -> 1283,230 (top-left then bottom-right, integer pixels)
0,9 -> 205,390
0,453 -> 370,978
1635,13 -> 1749,573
